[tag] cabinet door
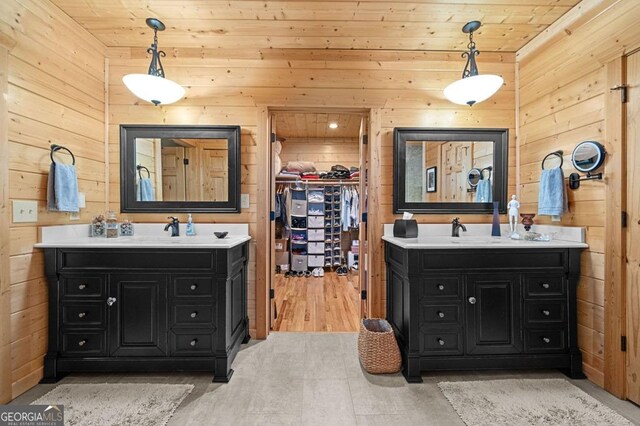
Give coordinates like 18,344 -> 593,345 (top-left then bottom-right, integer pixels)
109,274 -> 167,356
466,273 -> 522,355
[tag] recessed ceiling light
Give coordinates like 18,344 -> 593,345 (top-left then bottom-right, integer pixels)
328,122 -> 338,129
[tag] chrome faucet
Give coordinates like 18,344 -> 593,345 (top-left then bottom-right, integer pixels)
451,217 -> 467,237
164,217 -> 180,237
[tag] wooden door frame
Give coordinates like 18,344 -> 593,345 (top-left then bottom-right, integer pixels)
0,41 -> 13,404
255,106 -> 380,338
603,55 -> 627,399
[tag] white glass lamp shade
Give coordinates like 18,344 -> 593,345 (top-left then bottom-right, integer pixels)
443,74 -> 504,106
122,74 -> 185,105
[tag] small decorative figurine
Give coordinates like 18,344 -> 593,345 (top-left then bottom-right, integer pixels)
507,194 -> 520,234
520,213 -> 535,232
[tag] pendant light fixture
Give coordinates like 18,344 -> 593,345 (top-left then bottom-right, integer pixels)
122,18 -> 185,106
443,21 -> 503,107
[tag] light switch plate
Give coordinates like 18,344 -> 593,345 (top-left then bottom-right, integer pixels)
12,200 -> 38,223
78,192 -> 86,208
241,193 -> 250,209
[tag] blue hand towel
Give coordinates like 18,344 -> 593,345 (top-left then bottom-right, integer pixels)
136,178 -> 155,201
538,168 -> 568,216
47,163 -> 79,212
475,179 -> 492,202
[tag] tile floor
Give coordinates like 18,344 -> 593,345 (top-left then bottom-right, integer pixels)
13,332 -> 640,425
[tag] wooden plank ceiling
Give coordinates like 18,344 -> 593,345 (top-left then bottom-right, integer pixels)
275,112 -> 362,139
50,0 -> 580,52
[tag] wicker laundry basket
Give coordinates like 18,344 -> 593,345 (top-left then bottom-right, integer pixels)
357,318 -> 401,374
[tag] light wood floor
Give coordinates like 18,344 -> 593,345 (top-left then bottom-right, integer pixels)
272,271 -> 360,332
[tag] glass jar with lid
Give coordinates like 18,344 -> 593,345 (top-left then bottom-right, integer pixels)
106,211 -> 119,238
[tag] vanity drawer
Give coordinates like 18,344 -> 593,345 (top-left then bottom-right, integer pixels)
62,274 -> 105,298
171,304 -> 215,327
524,329 -> 567,353
420,330 -> 463,355
62,302 -> 106,327
422,304 -> 462,326
524,274 -> 565,297
421,276 -> 462,299
61,331 -> 107,356
525,300 -> 565,325
173,277 -> 214,298
170,330 -> 215,356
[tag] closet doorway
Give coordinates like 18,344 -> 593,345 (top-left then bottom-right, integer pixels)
625,50 -> 640,406
269,110 -> 369,332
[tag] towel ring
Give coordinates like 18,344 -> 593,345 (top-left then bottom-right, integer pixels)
480,166 -> 492,180
541,150 -> 563,170
136,165 -> 151,179
50,144 -> 75,165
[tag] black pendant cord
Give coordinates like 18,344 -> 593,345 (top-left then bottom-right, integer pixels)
147,27 -> 166,78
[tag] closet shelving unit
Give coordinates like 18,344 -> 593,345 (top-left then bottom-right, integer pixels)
275,178 -> 359,272
289,186 -> 308,272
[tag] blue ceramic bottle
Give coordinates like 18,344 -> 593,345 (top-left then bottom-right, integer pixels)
491,201 -> 501,237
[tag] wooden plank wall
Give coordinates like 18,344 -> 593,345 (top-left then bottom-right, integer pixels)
279,137 -> 360,172
517,0 -> 640,388
108,47 -> 515,332
1,0 -> 106,399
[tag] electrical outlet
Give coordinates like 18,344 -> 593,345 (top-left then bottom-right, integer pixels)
12,200 -> 38,223
69,211 -> 80,221
241,193 -> 250,209
78,192 -> 86,208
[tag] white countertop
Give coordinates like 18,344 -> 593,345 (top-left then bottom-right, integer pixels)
34,223 -> 251,249
382,223 -> 588,249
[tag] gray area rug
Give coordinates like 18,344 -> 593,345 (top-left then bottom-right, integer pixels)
32,383 -> 193,426
438,378 -> 632,426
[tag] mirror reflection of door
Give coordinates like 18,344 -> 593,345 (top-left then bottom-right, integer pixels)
135,137 -> 229,202
200,141 -> 229,201
442,142 -> 471,202
161,146 -> 187,201
408,140 -> 495,203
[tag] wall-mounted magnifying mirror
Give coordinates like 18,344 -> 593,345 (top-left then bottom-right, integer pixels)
571,141 -> 605,172
568,141 -> 605,190
467,168 -> 481,189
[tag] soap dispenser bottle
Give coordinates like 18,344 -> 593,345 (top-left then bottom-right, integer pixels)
186,213 -> 196,236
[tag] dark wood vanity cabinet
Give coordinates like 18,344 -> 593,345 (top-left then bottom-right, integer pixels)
385,243 -> 583,383
42,244 -> 249,383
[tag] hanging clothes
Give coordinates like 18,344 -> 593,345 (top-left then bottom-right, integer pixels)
350,187 -> 359,229
341,186 -> 352,231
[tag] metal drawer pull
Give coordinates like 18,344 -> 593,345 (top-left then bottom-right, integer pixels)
190,339 -> 198,347
78,312 -> 86,318
78,339 -> 87,347
542,337 -> 550,344
468,297 -> 477,304
541,283 -> 550,289
437,311 -> 445,318
437,284 -> 445,291
190,311 -> 198,318
106,297 -> 117,306
437,338 -> 445,346
542,309 -> 550,316
78,284 -> 86,290
190,284 -> 198,291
